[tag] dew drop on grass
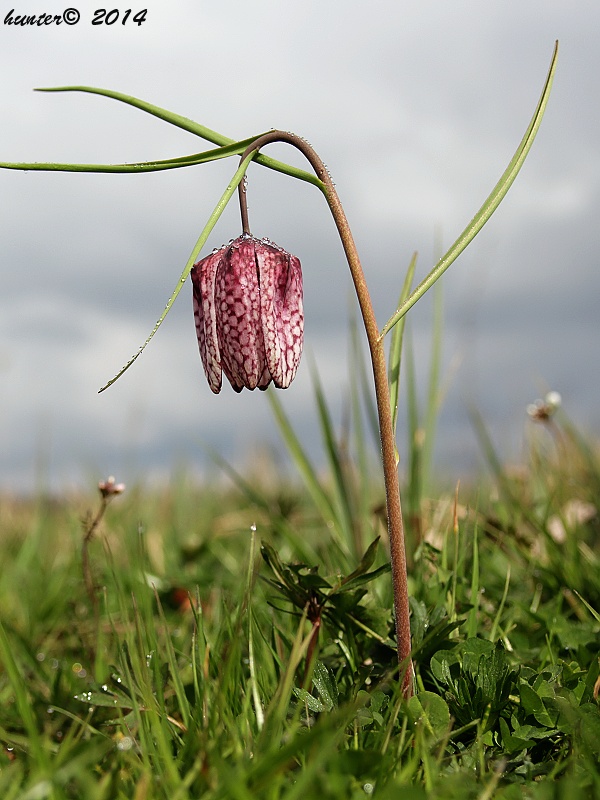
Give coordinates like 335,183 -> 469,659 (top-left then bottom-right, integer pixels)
36,652 -> 45,662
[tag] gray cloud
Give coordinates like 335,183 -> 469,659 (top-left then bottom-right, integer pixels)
1,0 -> 599,492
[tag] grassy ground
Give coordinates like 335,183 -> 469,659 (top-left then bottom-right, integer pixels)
0,409 -> 599,799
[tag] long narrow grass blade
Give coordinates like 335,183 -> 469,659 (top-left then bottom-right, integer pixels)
208,446 -> 320,563
246,528 -> 265,732
263,604 -> 312,733
152,589 -> 192,730
310,361 -> 356,553
348,318 -> 375,547
98,151 -> 254,392
267,390 -> 344,546
469,406 -> 541,532
489,565 -> 511,643
421,281 -> 444,490
380,41 -> 559,338
389,252 -> 417,451
350,317 -> 380,452
0,137 -> 267,174
572,591 -> 600,624
0,622 -> 48,770
467,512 -> 480,638
32,86 -> 323,188
405,332 -> 421,518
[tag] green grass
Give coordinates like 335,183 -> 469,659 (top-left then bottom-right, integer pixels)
0,405 -> 599,799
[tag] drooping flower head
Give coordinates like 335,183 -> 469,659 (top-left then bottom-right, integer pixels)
191,234 -> 303,393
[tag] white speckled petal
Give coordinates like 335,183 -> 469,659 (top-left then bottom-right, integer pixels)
258,243 -> 304,389
216,237 -> 267,392
191,249 -> 223,393
192,234 -> 303,394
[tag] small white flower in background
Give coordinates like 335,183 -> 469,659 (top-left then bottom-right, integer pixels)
527,391 -> 562,422
98,476 -> 126,498
547,499 -> 597,544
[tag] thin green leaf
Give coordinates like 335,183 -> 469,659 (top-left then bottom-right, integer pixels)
347,314 -> 377,552
0,622 -> 49,770
262,604 -> 312,732
388,251 -> 417,451
572,591 -> 600,624
152,588 -> 192,729
311,661 -> 339,709
32,85 -> 323,188
74,689 -> 134,709
310,361 -> 356,552
293,687 -> 329,713
247,529 -> 265,732
338,563 -> 391,592
338,537 -> 380,587
421,281 -> 444,491
467,514 -> 480,639
469,406 -> 542,532
209,448 -> 320,564
404,331 -> 422,525
350,316 -> 380,454
267,390 -> 343,545
0,137 -> 269,174
98,151 -> 255,391
380,41 -> 559,338
489,565 -> 511,643
35,84 -> 233,143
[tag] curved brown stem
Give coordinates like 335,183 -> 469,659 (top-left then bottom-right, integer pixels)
240,132 -> 413,695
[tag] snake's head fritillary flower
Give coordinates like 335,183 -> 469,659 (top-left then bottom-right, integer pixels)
191,234 -> 304,393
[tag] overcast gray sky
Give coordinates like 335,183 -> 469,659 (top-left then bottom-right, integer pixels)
1,1 -> 598,493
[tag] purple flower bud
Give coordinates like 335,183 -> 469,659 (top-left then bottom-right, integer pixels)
191,234 -> 304,393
